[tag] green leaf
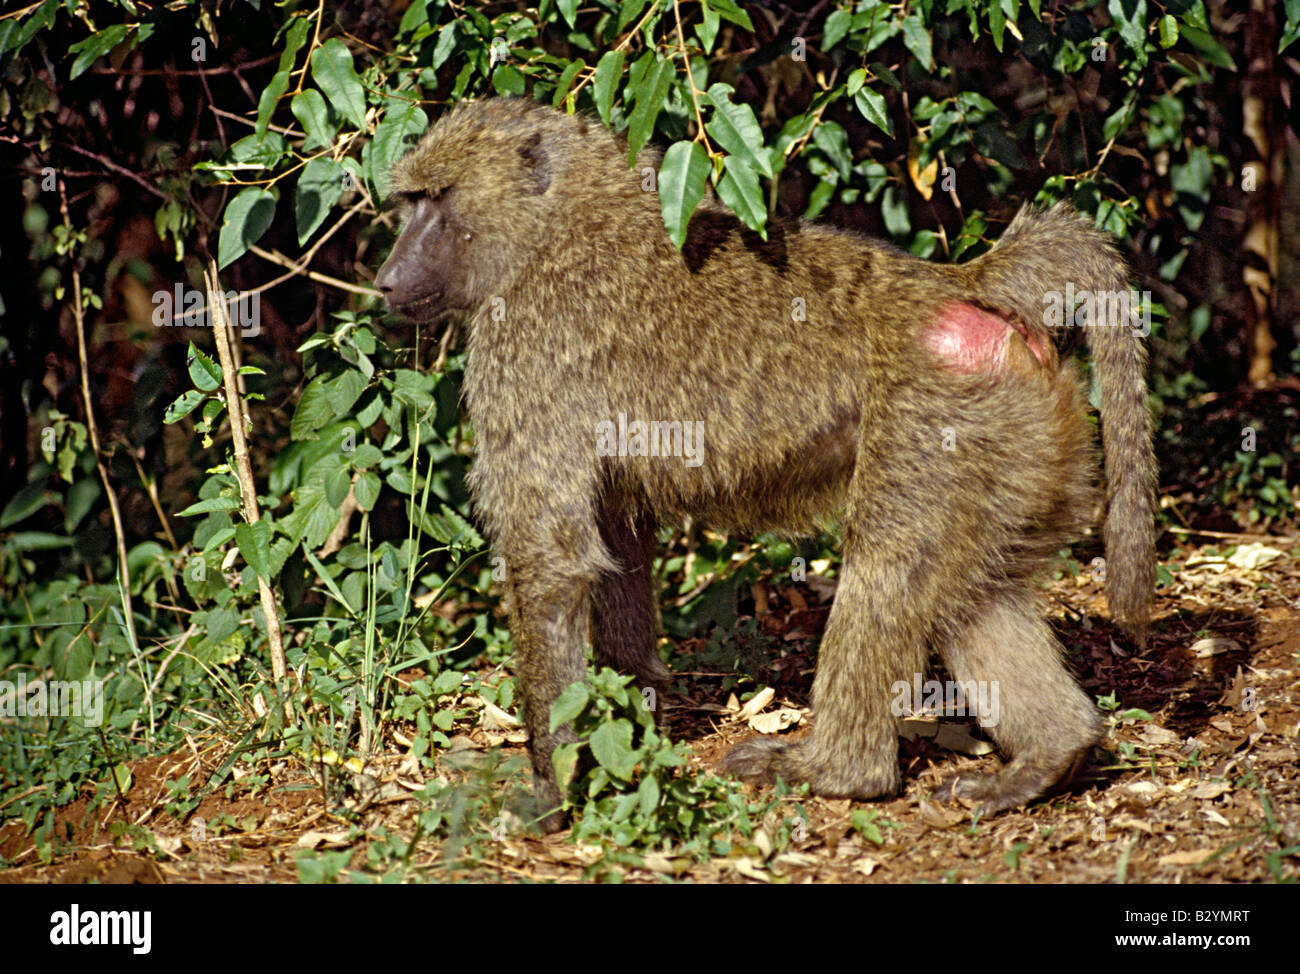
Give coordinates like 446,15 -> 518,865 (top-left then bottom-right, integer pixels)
549,682 -> 590,733
1188,304 -> 1211,341
112,763 -> 133,795
254,17 -> 310,140
354,470 -> 381,511
291,375 -> 335,440
706,0 -> 754,31
881,184 -> 910,237
637,773 -> 660,818
704,83 -> 772,178
348,443 -> 384,468
990,0 -> 1006,52
295,158 -> 345,245
2,0 -> 55,57
187,341 -> 222,392
370,98 -> 429,199
5,531 -> 72,552
284,474 -> 340,549
822,9 -> 851,50
696,3 -> 720,52
810,121 -> 852,181
1103,93 -> 1138,141
177,496 -> 240,517
1158,14 -> 1178,47
492,64 -> 525,96
235,520 -> 273,581
205,604 -> 241,644
590,718 -> 638,780
854,87 -> 893,137
392,368 -> 433,409
715,158 -> 766,233
326,464 -> 352,507
870,62 -> 901,90
1171,145 -> 1212,230
900,14 -> 934,70
217,188 -> 276,269
626,58 -> 675,160
1108,0 -> 1149,69
593,50 -> 625,124
310,38 -> 368,130
658,140 -> 710,250
558,0 -> 579,29
615,0 -> 650,33
552,59 -> 585,107
398,0 -> 429,35
431,21 -> 459,69
804,178 -> 835,220
64,477 -> 99,533
164,389 -> 207,424
291,90 -> 334,151
1178,24 -> 1236,70
0,484 -> 48,528
68,24 -> 130,80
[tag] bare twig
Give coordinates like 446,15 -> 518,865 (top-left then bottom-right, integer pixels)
60,182 -> 138,651
63,143 -> 167,200
204,262 -> 293,719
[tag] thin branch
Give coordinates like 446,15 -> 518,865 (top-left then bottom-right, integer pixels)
63,144 -> 167,200
204,261 -> 293,719
60,181 -> 138,651
251,244 -> 382,297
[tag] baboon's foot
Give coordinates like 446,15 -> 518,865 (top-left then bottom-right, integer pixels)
721,736 -> 899,799
934,749 -> 1091,815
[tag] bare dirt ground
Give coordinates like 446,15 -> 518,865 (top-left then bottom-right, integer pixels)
2,540 -> 1297,884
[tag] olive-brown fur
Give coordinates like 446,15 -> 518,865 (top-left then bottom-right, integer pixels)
377,98 -> 1156,831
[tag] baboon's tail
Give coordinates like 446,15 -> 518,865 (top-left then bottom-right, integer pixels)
960,202 -> 1157,640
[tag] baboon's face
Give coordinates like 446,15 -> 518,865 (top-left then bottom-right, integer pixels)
375,186 -> 475,322
376,106 -> 560,323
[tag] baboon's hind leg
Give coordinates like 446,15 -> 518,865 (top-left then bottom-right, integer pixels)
934,591 -> 1102,813
592,505 -> 669,697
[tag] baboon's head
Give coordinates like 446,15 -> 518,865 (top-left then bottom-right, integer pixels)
376,98 -> 622,322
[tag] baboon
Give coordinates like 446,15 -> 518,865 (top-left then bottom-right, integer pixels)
376,98 -> 1156,832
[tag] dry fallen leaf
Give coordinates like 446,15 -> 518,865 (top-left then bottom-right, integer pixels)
1189,781 -> 1232,800
736,687 -> 776,720
750,708 -> 802,734
853,856 -> 881,877
935,723 -> 995,756
480,700 -> 520,730
918,800 -> 965,829
1158,848 -> 1216,867
1226,542 -> 1283,570
899,717 -> 938,740
731,857 -> 770,882
1138,724 -> 1180,746
1192,637 -> 1240,658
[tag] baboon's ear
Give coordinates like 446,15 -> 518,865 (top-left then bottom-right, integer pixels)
519,130 -> 554,194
